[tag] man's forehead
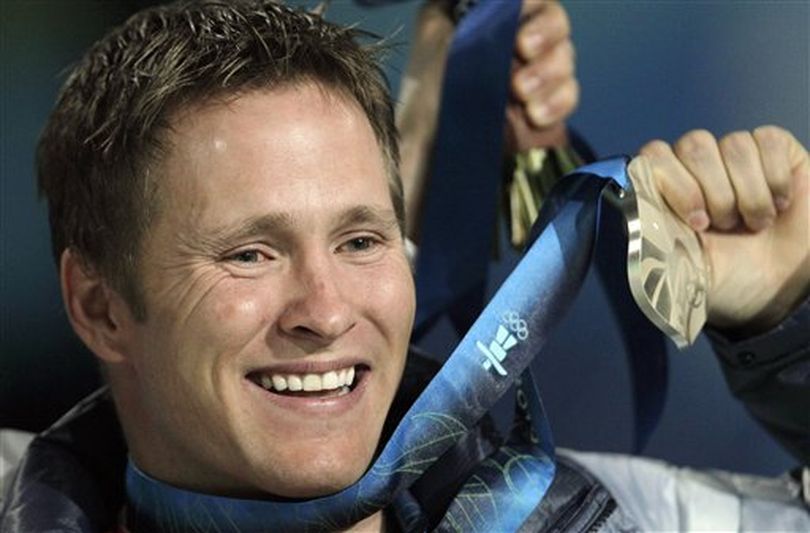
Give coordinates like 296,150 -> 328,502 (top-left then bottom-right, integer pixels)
152,83 -> 392,218
167,83 -> 365,140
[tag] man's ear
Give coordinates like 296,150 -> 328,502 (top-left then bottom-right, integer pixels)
60,248 -> 135,363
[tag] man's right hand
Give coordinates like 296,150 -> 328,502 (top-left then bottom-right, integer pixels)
398,0 -> 581,236
506,0 -> 579,153
640,126 -> 809,332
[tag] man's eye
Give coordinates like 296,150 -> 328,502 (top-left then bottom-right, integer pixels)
341,236 -> 379,253
228,250 -> 265,263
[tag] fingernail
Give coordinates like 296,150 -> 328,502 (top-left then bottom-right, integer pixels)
775,195 -> 791,211
528,102 -> 551,126
687,210 -> 710,231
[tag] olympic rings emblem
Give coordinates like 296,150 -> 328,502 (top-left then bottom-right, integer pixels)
501,311 -> 528,340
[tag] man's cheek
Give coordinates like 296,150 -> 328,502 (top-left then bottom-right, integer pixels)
212,292 -> 266,328
193,286 -> 270,353
361,259 -> 415,311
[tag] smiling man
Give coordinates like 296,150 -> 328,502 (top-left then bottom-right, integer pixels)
99,85 -> 414,503
29,1 -> 415,528
1,0 -> 809,532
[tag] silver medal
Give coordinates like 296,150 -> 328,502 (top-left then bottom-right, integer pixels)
614,155 -> 709,348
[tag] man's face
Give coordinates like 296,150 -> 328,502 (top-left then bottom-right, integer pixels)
118,84 -> 415,498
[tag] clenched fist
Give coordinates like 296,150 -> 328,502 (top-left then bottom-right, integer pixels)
399,0 -> 581,234
640,126 -> 809,332
506,0 -> 578,152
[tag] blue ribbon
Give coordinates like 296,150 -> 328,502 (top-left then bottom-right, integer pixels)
398,0 -> 667,452
413,0 -> 522,336
594,206 -> 668,452
126,157 -> 643,532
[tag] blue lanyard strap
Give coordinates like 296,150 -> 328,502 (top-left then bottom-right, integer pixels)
413,0 -> 522,336
407,0 -> 668,453
126,157 -> 643,532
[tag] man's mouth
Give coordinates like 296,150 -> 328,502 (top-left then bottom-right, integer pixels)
247,365 -> 367,399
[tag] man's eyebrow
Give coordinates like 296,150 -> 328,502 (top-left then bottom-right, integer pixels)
191,212 -> 296,251
334,205 -> 400,233
184,206 -> 399,252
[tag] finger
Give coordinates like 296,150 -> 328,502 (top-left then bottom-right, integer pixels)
525,77 -> 579,128
512,39 -> 575,102
673,129 -> 739,230
752,125 -> 794,211
520,0 -> 548,18
516,1 -> 570,61
640,140 -> 711,231
719,131 -> 777,231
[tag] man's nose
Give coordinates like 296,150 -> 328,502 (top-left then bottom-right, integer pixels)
278,256 -> 355,344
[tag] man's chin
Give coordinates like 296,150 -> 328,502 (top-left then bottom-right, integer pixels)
256,468 -> 366,500
238,447 -> 373,500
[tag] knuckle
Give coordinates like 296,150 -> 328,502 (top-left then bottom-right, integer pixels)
558,9 -> 571,37
552,79 -> 578,113
752,126 -> 789,162
548,42 -> 575,78
520,0 -> 544,17
752,124 -> 788,147
719,131 -> 753,157
547,2 -> 571,32
568,78 -> 580,103
561,39 -> 575,61
559,58 -> 575,80
640,139 -> 671,158
674,129 -> 716,161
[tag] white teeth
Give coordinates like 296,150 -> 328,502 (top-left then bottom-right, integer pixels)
271,375 -> 287,392
261,375 -> 273,390
302,374 -> 321,391
287,375 -> 303,392
257,366 -> 358,393
322,371 -> 338,389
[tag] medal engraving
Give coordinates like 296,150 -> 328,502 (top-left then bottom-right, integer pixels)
620,156 -> 708,348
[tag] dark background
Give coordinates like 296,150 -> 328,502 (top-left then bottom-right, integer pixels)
1,0 -> 807,476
